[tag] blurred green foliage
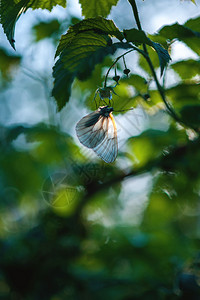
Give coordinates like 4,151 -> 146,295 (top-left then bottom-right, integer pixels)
0,1 -> 200,300
32,19 -> 61,42
0,47 -> 21,84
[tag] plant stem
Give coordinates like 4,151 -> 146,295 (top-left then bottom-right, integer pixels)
128,0 -> 181,123
104,49 -> 134,87
104,45 -> 146,88
128,0 -> 142,30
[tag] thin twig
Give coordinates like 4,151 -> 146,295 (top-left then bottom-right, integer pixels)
104,49 -> 134,88
104,45 -> 146,87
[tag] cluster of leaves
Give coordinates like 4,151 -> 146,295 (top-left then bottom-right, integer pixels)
52,17 -> 172,110
0,0 -> 171,110
1,122 -> 200,299
0,0 -> 120,49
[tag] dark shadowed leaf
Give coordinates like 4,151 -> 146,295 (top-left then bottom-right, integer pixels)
151,42 -> 171,76
180,105 -> 200,127
123,28 -> 152,46
79,0 -> 119,18
0,0 -> 66,49
74,56 -> 113,110
52,58 -> 74,111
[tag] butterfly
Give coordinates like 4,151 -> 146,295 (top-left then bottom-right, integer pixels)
76,106 -> 118,163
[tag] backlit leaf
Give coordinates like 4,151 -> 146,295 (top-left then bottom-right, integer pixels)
128,127 -> 187,166
29,0 -> 66,10
79,0 -> 119,18
184,17 -> 200,32
171,59 -> 200,80
166,83 -> 200,108
55,17 -> 123,57
32,19 -> 61,41
159,22 -> 200,40
157,18 -> 200,55
0,0 -> 66,49
120,74 -> 148,93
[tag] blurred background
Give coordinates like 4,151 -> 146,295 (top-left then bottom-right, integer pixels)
0,0 -> 200,299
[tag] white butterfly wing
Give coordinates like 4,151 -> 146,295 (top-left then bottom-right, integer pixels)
93,114 -> 118,163
76,111 -> 106,148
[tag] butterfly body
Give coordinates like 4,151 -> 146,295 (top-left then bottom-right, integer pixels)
76,106 -> 118,163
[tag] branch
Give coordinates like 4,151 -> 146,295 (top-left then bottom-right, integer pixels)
127,0 -> 183,124
73,158 -> 159,218
73,137 -> 200,218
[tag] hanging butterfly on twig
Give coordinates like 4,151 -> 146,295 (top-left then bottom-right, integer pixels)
76,106 -> 118,163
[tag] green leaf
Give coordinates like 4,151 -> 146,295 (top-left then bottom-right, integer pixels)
139,43 -> 170,77
151,42 -> 171,76
166,83 -> 200,108
171,59 -> 200,80
184,17 -> 200,32
0,47 -> 21,81
79,0 -> 119,18
52,31 -> 132,110
74,56 -> 113,111
124,28 -> 171,76
28,0 -> 66,10
55,17 -> 123,57
158,19 -> 200,55
148,33 -> 168,49
62,31 -> 113,78
32,19 -> 61,41
0,0 -> 27,49
128,127 -> 187,166
120,74 -> 148,92
123,28 -> 152,46
159,22 -> 200,40
0,0 -> 66,49
139,46 -> 160,74
180,105 -> 200,126
52,58 -> 74,111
